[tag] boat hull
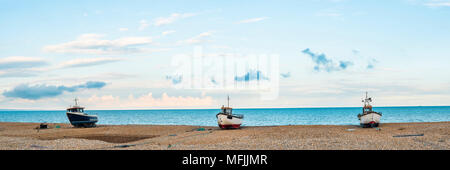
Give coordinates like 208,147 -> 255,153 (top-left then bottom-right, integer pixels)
217,114 -> 242,129
66,112 -> 98,127
359,113 -> 381,128
219,124 -> 241,129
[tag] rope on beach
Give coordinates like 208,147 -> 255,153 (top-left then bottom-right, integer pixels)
393,134 -> 424,138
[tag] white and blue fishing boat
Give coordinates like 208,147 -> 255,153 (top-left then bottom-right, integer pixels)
216,96 -> 243,129
357,92 -> 382,128
66,98 -> 98,127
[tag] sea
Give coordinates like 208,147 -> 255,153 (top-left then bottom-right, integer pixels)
0,106 -> 449,126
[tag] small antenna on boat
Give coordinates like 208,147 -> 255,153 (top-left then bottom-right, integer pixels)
227,95 -> 230,107
74,98 -> 79,106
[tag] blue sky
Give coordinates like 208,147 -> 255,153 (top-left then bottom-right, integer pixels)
1,0 -> 450,109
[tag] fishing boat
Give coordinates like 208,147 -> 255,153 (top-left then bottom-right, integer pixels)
66,98 -> 98,127
216,96 -> 243,129
357,92 -> 382,128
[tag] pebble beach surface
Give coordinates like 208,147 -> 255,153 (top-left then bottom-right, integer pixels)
0,122 -> 448,150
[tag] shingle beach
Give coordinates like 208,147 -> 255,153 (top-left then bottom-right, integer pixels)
0,122 -> 448,150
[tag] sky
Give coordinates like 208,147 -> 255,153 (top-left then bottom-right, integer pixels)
1,0 -> 450,110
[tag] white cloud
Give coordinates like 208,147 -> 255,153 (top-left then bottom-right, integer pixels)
0,71 -> 36,78
86,92 -> 216,109
118,28 -> 129,31
407,0 -> 450,7
315,9 -> 343,17
162,30 -> 176,36
57,57 -> 123,69
316,12 -> 342,17
0,56 -> 47,70
154,13 -> 196,26
0,56 -> 47,77
138,20 -> 149,30
424,0 -> 450,7
43,34 -> 153,55
177,31 -> 213,45
237,17 -> 269,24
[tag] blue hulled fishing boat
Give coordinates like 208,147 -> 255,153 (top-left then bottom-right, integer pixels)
66,98 -> 98,127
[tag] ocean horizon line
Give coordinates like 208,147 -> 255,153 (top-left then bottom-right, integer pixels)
2,105 -> 449,111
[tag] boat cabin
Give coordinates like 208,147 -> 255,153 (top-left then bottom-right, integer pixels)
67,98 -> 85,113
221,106 -> 232,114
361,92 -> 375,113
67,107 -> 84,113
363,104 -> 372,113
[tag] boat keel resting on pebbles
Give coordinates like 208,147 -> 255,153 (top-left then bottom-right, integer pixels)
358,92 -> 382,128
66,98 -> 98,128
216,96 -> 243,129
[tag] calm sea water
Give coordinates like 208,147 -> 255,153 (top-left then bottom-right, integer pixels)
0,107 -> 449,126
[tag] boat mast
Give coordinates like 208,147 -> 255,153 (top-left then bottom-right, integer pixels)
227,95 -> 230,107
74,98 -> 79,106
365,92 -> 367,106
363,92 -> 369,106
362,91 -> 374,112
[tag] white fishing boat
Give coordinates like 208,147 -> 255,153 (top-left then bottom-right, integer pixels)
357,92 -> 382,128
216,96 -> 243,129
